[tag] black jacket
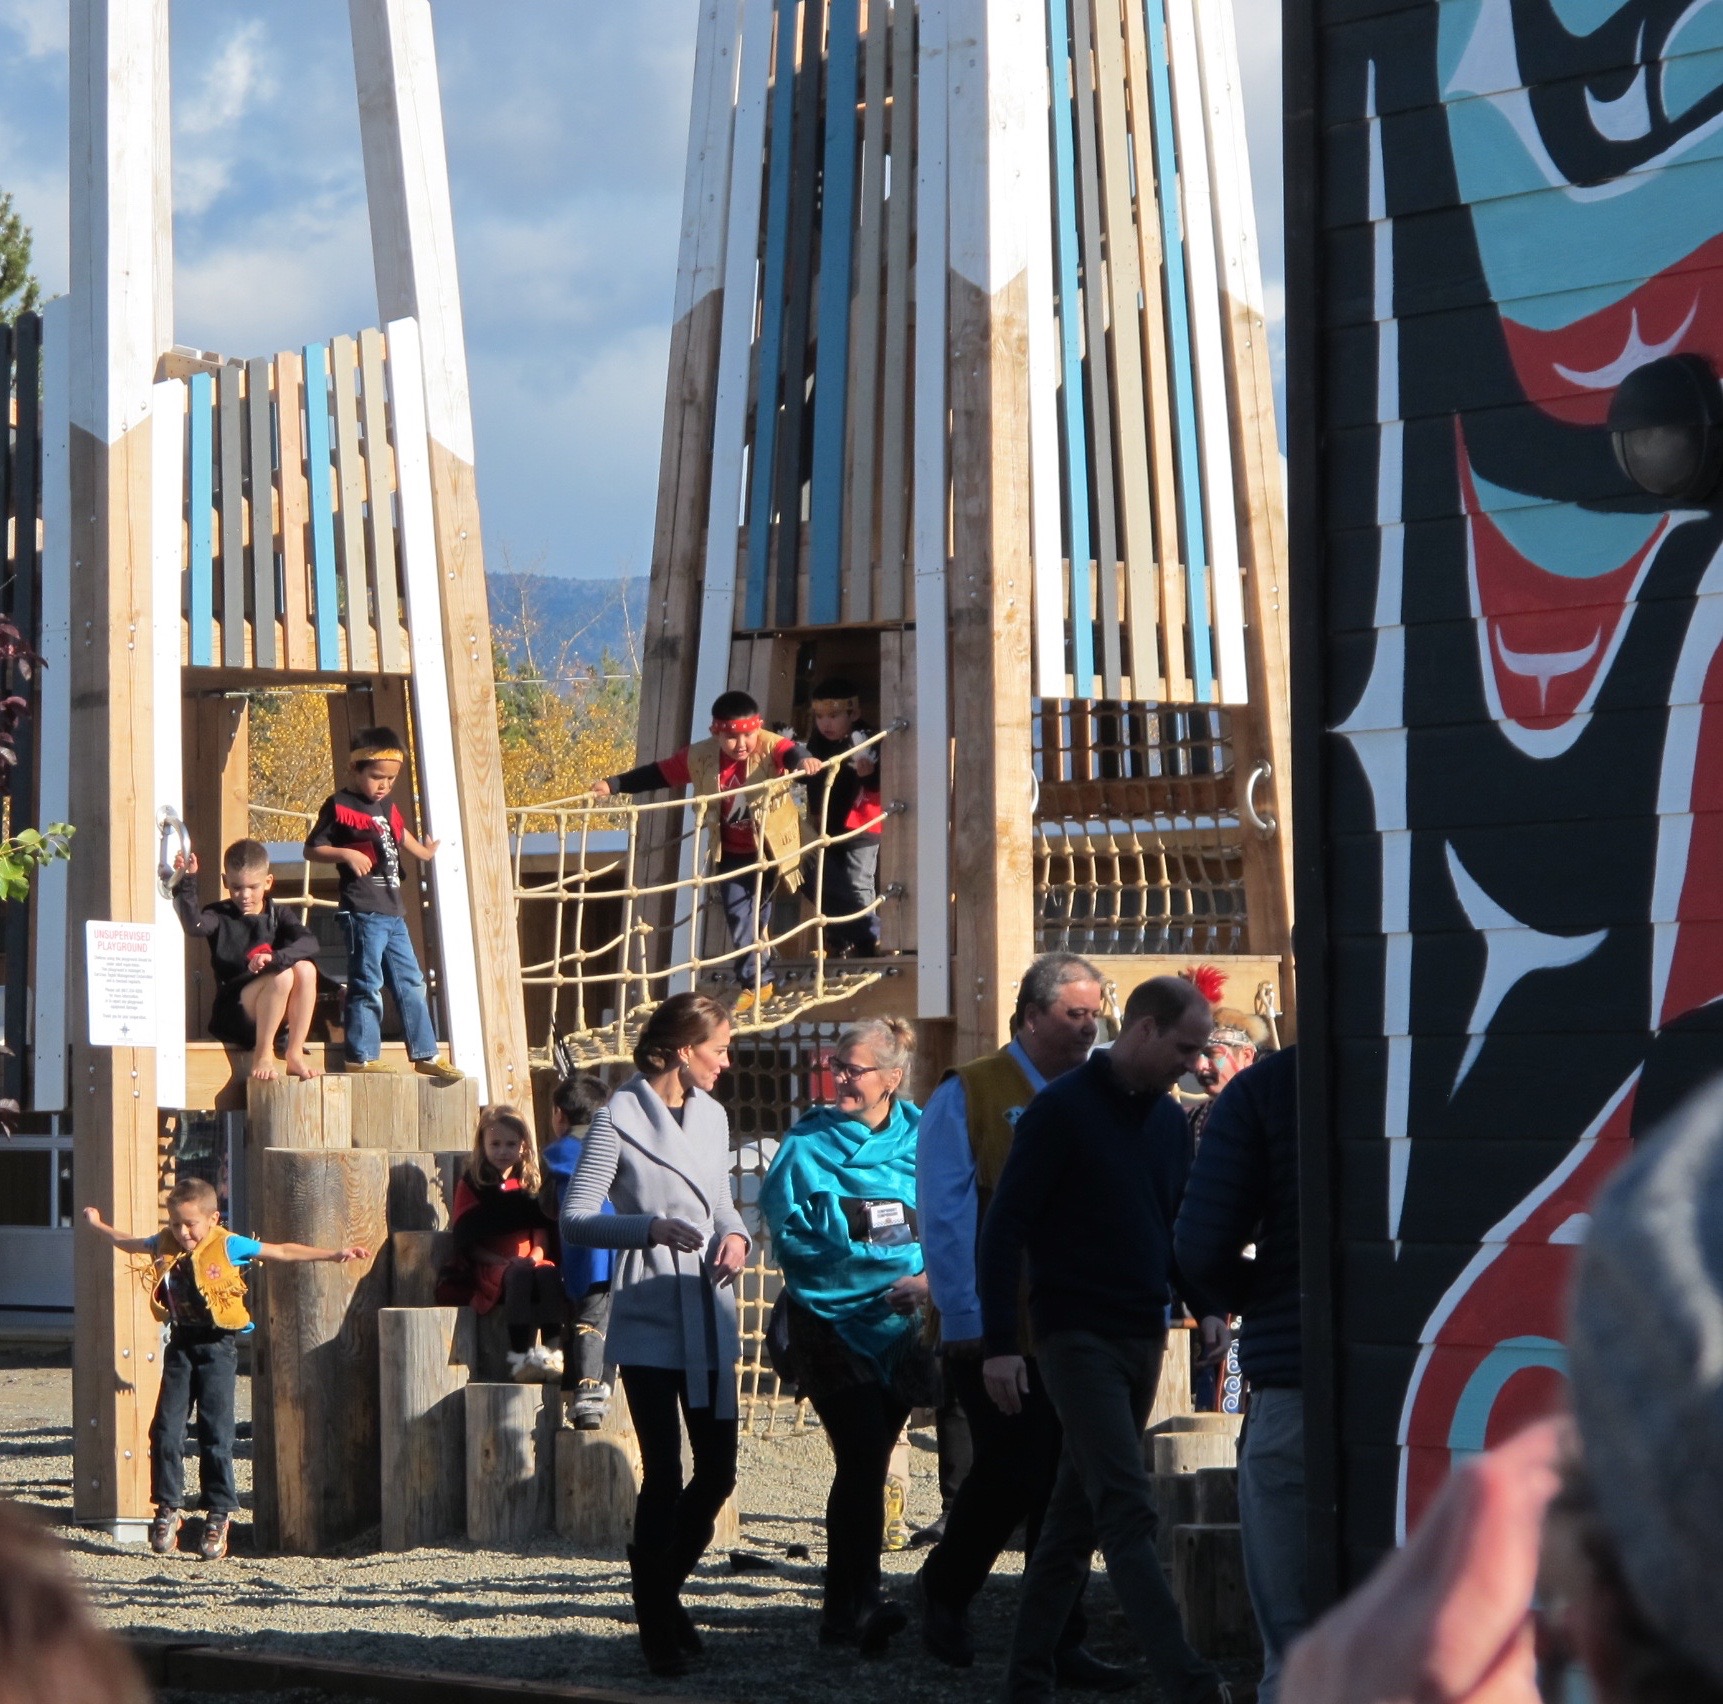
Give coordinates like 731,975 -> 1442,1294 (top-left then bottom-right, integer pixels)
1173,1047 -> 1301,1388
978,1052 -> 1218,1355
172,875 -> 318,992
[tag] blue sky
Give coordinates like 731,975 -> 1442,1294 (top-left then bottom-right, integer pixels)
0,0 -> 1282,583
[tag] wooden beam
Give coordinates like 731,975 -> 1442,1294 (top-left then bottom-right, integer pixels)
943,0 -> 1039,1059
151,379 -> 188,1112
351,0 -> 532,1103
68,0 -> 172,1531
875,0 -> 916,621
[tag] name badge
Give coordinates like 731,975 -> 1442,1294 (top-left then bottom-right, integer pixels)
864,1199 -> 913,1247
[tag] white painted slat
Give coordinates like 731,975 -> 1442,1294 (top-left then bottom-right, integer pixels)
150,378 -> 187,1110
31,300 -> 72,1112
384,317 -> 488,1095
1166,0 -> 1247,703
913,0 -> 952,1021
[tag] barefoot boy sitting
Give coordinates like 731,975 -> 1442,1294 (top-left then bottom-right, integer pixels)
82,1180 -> 368,1560
172,838 -> 320,1082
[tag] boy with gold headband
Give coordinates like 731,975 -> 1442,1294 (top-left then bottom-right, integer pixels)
304,724 -> 463,1079
588,689 -> 818,1014
803,676 -> 884,958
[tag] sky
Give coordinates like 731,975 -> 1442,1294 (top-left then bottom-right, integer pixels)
0,0 -> 1283,583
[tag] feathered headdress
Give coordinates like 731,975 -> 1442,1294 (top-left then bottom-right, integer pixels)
1181,964 -> 1228,1006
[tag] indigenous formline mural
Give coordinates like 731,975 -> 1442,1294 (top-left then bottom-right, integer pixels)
1306,0 -> 1723,1571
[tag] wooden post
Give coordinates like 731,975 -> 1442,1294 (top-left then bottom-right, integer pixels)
347,1071 -> 417,1149
349,0 -> 530,1106
415,1074 -> 478,1152
465,1382 -> 555,1545
389,1227 -> 453,1307
1172,1525 -> 1260,1659
386,1151 -> 448,1231
68,0 -> 173,1531
943,0 -> 1038,1060
379,1305 -> 472,1550
260,1147 -> 390,1553
555,1400 -> 641,1552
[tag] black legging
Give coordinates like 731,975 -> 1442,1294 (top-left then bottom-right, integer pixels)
808,1378 -> 912,1625
620,1365 -> 739,1568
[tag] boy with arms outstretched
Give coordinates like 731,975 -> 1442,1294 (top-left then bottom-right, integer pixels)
172,838 -> 320,1081
303,724 -> 462,1080
82,1179 -> 368,1559
588,690 -> 819,1014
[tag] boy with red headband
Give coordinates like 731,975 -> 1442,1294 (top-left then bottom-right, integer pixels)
304,725 -> 463,1079
589,690 -> 818,1014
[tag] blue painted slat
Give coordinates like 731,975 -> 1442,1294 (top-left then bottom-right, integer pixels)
745,0 -> 800,631
1143,0 -> 1214,701
1048,0 -> 1095,697
188,372 -> 214,667
807,0 -> 862,626
302,343 -> 341,671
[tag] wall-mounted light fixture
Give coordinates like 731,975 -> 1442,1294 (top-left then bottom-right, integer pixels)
1608,354 -> 1723,502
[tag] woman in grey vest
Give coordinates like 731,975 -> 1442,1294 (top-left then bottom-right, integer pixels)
561,992 -> 749,1677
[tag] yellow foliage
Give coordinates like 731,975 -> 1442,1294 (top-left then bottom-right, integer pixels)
248,690 -> 336,839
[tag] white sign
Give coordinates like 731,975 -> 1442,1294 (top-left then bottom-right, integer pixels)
86,921 -> 158,1048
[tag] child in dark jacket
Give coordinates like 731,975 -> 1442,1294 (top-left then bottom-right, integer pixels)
450,1105 -> 564,1383
540,1073 -> 615,1429
802,677 -> 884,957
172,838 -> 320,1081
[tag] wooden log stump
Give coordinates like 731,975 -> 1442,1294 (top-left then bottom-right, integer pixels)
1149,1471 -> 1201,1566
1172,1524 -> 1260,1659
387,1152 -> 448,1231
1195,1465 -> 1240,1524
555,1404 -> 640,1552
1146,1324 -> 1196,1431
466,1382 -> 555,1545
431,1150 -> 468,1216
390,1229 -> 454,1307
246,1078 -> 326,1150
261,1147 -> 390,1553
1152,1413 -> 1244,1437
417,1075 -> 480,1152
379,1306 -> 472,1551
469,1304 -> 515,1383
1151,1431 -> 1238,1475
349,1072 -> 417,1150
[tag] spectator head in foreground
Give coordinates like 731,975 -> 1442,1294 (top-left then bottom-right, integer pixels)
1282,1077 -> 1723,1704
0,1499 -> 148,1704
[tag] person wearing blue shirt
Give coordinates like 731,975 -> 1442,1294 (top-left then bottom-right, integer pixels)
914,952 -> 1133,1692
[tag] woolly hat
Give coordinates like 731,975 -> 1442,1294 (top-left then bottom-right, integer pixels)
1568,1076 -> 1723,1685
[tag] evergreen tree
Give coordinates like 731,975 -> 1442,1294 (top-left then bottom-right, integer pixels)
0,191 -> 40,325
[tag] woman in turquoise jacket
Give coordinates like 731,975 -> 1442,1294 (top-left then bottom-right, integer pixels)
760,1015 -> 931,1656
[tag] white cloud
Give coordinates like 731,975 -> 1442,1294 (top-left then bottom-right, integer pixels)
178,18 -> 274,136
0,0 -> 67,60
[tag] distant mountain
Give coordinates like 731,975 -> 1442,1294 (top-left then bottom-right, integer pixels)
487,571 -> 647,680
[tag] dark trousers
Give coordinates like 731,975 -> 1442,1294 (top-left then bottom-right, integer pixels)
1008,1331 -> 1220,1704
561,1283 -> 612,1390
934,1384 -> 973,1513
503,1260 -> 566,1354
812,838 -> 881,952
714,856 -> 776,985
150,1328 -> 239,1514
921,1353 -> 1086,1647
807,1378 -> 912,1625
621,1365 -> 739,1569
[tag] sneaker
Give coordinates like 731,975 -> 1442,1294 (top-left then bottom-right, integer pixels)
196,1513 -> 230,1561
344,1058 -> 393,1074
148,1506 -> 182,1556
733,982 -> 775,1018
572,1379 -> 611,1430
414,1057 -> 465,1083
882,1475 -> 911,1551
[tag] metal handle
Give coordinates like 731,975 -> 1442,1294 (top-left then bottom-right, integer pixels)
1242,762 -> 1277,838
157,808 -> 190,898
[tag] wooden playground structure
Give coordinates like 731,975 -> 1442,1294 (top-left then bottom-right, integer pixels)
4,0 -> 1292,1550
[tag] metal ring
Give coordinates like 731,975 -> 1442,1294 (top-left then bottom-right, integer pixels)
1242,762 -> 1277,838
156,808 -> 190,897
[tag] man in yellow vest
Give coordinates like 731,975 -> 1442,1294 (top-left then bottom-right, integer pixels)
913,952 -> 1131,1689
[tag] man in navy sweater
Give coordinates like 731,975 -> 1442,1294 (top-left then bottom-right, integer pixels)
1175,1045 -> 1303,1704
980,976 -> 1230,1704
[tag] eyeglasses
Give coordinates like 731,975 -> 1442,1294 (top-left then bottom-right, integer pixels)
830,1062 -> 882,1085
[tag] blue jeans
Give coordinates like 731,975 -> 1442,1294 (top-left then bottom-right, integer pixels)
1238,1386 -> 1308,1704
341,910 -> 438,1063
714,855 -> 775,985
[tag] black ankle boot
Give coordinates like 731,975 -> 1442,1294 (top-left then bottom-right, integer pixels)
626,1545 -> 688,1677
660,1518 -> 715,1657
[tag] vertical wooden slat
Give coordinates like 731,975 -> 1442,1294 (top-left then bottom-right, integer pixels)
808,0 -> 862,625
1047,0 -> 1094,694
218,364 -> 246,668
744,0 -> 800,630
877,627 -> 916,953
302,343 -> 341,671
275,349 -> 312,671
331,333 -> 374,672
1070,0 -> 1123,695
188,371 -> 215,667
1090,0 -> 1160,699
844,0 -> 889,623
876,0 -> 916,621
360,327 -> 405,674
772,0 -> 826,627
246,355 -> 277,669
1122,0 -> 1191,700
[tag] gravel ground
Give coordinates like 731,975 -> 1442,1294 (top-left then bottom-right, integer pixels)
0,1347 -> 1238,1703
